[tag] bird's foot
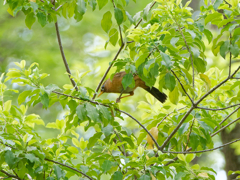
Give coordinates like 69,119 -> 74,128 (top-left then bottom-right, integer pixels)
116,98 -> 121,103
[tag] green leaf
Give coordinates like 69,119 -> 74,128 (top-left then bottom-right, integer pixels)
230,44 -> 239,57
40,93 -> 49,108
102,124 -> 113,136
139,175 -> 151,180
98,105 -> 112,121
126,11 -> 134,24
169,86 -> 179,105
161,52 -> 172,69
170,37 -> 179,47
25,153 -> 39,163
186,154 -> 195,163
190,46 -> 200,58
114,8 -> 124,25
45,84 -> 61,95
5,150 -> 15,168
67,146 -> 79,154
178,122 -> 189,135
109,28 -> 118,46
85,103 -> 99,122
18,90 -> 32,105
88,0 -> 97,11
74,0 -> 87,21
101,11 -> 112,33
194,58 -> 206,73
54,165 -> 65,180
97,0 -> 108,10
87,132 -> 102,149
101,160 -> 112,173
177,154 -> 185,161
220,41 -> 230,58
30,2 -> 38,12
76,104 -> 87,120
4,100 -> 12,112
122,73 -> 135,90
165,72 -> 175,92
112,171 -> 123,180
205,12 -> 223,25
203,29 -> 213,44
25,12 -> 36,29
37,12 -> 47,27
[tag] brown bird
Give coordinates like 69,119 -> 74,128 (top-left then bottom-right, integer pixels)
98,71 -> 167,103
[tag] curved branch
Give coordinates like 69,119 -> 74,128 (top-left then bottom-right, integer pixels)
211,116 -> 240,137
163,138 -> 240,154
45,158 -> 93,180
55,22 -> 78,91
197,103 -> 240,111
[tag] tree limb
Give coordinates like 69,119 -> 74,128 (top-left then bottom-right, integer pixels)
55,22 -> 78,91
0,170 -> 21,180
197,103 -> 240,111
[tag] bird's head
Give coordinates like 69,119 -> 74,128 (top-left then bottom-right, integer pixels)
97,84 -> 105,97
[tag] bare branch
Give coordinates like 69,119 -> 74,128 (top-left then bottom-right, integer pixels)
163,138 -> 240,154
197,103 -> 240,111
92,44 -> 125,100
160,106 -> 195,150
55,4 -> 63,11
55,22 -> 78,91
214,106 -> 240,131
184,118 -> 195,151
45,158 -> 93,180
211,117 -> 240,137
156,106 -> 187,127
171,70 -> 194,105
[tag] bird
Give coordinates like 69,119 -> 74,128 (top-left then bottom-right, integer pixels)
98,71 -> 167,103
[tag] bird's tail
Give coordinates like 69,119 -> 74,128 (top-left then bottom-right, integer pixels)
145,87 -> 167,103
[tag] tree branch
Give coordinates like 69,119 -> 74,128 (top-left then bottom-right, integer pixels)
197,103 -> 240,111
214,106 -> 240,131
55,22 -> 78,91
114,129 -> 127,156
229,33 -> 232,77
211,117 -> 240,137
163,138 -> 240,154
171,70 -> 194,105
0,170 -> 21,180
45,158 -> 93,180
184,118 -> 195,151
160,106 -> 195,150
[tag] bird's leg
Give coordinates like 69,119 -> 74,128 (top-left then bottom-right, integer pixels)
116,90 -> 124,103
116,91 -> 134,103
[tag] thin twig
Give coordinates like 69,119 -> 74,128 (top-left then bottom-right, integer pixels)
211,117 -> 240,137
171,70 -> 194,105
160,106 -> 195,150
114,130 -> 127,156
45,158 -> 93,180
163,138 -> 240,154
176,24 -> 195,98
92,43 -> 125,100
55,22 -> 78,91
55,4 -> 63,11
213,106 -> 240,131
156,106 -> 187,127
197,103 -> 240,111
0,170 -> 21,180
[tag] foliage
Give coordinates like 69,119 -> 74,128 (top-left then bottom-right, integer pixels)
1,0 -> 240,179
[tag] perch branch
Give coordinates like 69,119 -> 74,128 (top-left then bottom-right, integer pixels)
0,170 -> 21,180
197,103 -> 240,111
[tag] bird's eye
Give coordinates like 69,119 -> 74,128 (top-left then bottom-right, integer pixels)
101,85 -> 105,91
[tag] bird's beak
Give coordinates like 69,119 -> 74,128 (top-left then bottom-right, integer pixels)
97,91 -> 104,97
